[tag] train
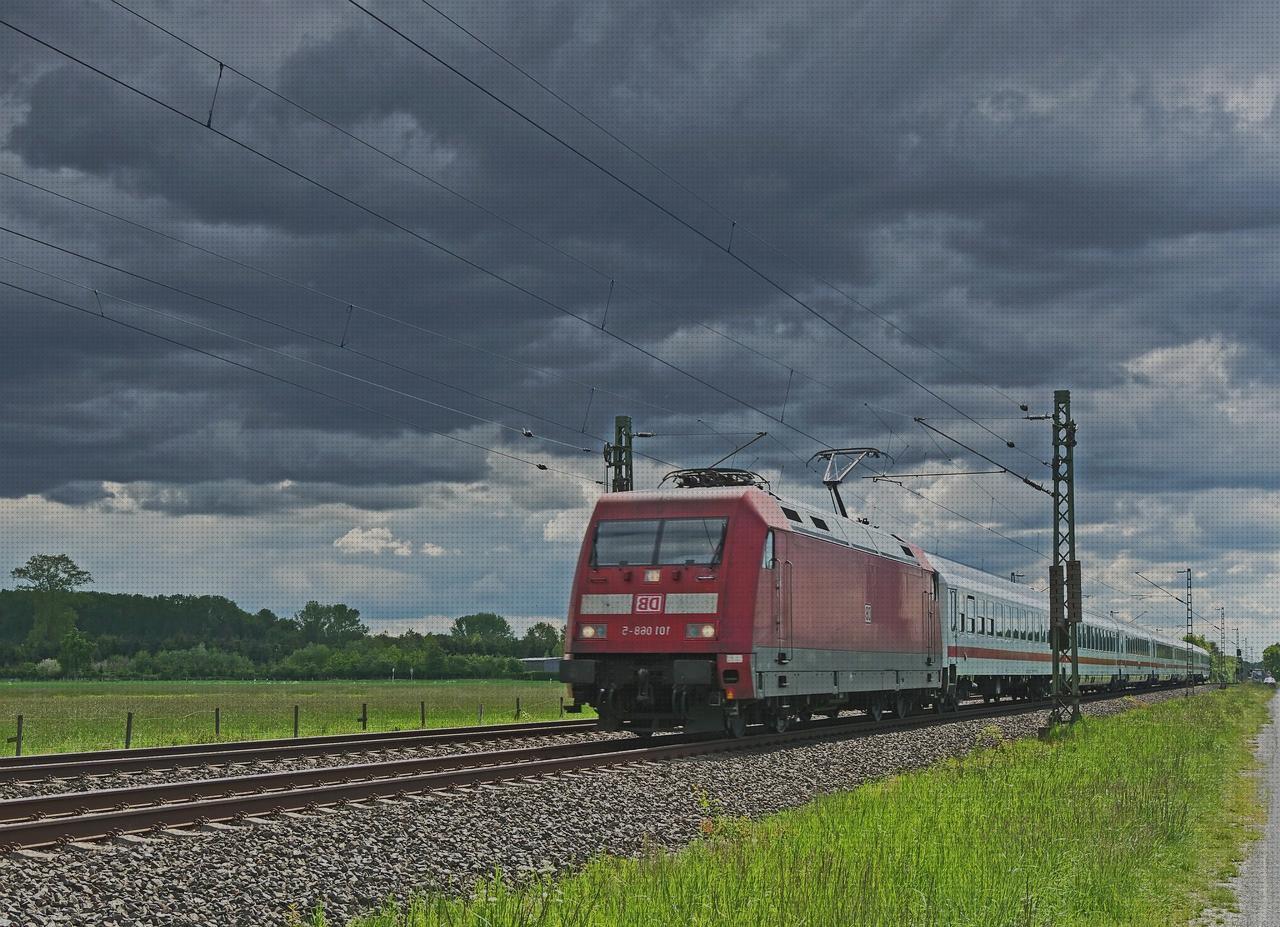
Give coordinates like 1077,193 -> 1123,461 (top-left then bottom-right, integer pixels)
559,472 -> 1210,736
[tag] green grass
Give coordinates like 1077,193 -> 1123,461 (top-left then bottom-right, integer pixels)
326,686 -> 1271,927
0,679 -> 586,755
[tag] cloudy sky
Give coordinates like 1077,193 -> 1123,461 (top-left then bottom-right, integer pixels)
0,0 -> 1277,646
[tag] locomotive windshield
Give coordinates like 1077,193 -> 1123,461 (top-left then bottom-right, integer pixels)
592,517 -> 728,567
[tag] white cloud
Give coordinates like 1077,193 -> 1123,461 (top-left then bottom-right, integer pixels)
420,542 -> 448,557
333,527 -> 413,557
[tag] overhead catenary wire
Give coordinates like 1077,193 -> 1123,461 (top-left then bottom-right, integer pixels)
0,233 -> 594,455
914,417 -> 1050,491
1134,571 -> 1211,624
0,277 -> 604,485
865,470 -> 1007,479
0,169 -> 720,438
870,479 -> 1045,559
338,0 -> 1034,459
409,0 -> 1032,416
0,16 -> 834,470
914,417 -> 1029,528
0,247 -> 639,461
96,0 -> 896,460
0,228 -> 694,466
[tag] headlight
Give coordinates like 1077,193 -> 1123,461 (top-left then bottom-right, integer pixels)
686,622 -> 717,639
578,623 -> 606,639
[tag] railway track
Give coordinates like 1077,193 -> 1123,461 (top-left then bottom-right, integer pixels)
0,687 -> 1181,852
0,719 -> 598,784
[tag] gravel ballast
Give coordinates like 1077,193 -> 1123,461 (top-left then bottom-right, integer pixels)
0,688 -> 1200,926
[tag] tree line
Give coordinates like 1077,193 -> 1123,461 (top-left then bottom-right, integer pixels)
1,554 -> 563,681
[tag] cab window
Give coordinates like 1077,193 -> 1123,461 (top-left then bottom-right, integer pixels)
762,530 -> 775,569
592,518 -> 728,567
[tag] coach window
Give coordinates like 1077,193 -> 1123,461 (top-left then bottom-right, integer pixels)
966,596 -> 976,634
762,530 -> 775,570
950,589 -> 958,631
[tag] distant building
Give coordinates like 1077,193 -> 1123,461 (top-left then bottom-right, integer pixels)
519,656 -> 561,676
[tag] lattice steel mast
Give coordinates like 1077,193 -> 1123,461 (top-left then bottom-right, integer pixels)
605,415 -> 634,492
1178,568 -> 1192,694
1048,389 -> 1081,725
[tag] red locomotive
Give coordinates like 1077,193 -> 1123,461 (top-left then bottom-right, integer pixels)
559,471 -> 1208,736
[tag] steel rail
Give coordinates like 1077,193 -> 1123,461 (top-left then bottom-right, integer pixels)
0,735 -> 645,825
0,720 -> 597,783
0,686 -> 1187,851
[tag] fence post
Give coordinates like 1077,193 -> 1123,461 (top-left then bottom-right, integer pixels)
420,700 -> 426,728
478,703 -> 484,725
124,711 -> 134,749
214,707 -> 221,739
559,696 -> 564,718
359,703 -> 368,731
515,697 -> 521,720
6,715 -> 22,757
293,705 -> 300,738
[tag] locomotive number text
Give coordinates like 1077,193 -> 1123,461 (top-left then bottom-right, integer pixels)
621,625 -> 672,637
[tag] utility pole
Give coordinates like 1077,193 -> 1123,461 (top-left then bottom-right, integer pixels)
604,415 -> 634,492
1178,568 -> 1192,695
1048,389 -> 1081,726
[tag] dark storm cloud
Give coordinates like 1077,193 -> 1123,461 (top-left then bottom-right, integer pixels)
2,0 -> 1279,622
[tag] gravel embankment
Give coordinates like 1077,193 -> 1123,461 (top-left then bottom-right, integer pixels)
0,730 -> 630,801
0,688 -> 1196,927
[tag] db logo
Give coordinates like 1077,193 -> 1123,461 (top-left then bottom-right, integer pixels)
634,594 -> 665,614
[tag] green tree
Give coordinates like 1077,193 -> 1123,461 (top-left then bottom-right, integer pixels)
1183,633 -> 1217,655
1263,643 -> 1280,679
26,598 -> 77,654
292,601 -> 367,645
450,613 -> 515,654
58,628 -> 95,676
11,554 -> 93,593
12,554 -> 93,657
521,621 -> 563,657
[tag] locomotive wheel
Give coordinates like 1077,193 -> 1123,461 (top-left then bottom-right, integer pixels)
726,714 -> 747,738
895,693 -> 911,719
771,712 -> 791,734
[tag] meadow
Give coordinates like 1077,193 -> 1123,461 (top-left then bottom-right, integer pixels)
326,685 -> 1272,927
0,678 -> 581,755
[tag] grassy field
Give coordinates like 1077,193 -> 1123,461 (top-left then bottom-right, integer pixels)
324,686 -> 1271,927
0,679 -> 584,755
